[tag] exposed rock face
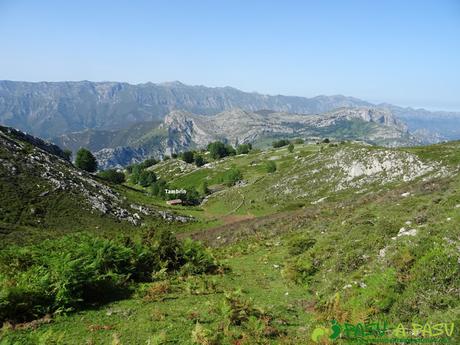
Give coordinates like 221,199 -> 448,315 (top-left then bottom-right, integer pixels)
270,146 -> 448,201
0,80 -> 370,138
60,106 -> 424,169
1,80 -> 457,143
94,147 -> 147,170
158,107 -> 415,150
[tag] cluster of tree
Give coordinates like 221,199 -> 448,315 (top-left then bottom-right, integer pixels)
207,141 -> 253,160
272,139 -> 291,148
179,150 -> 207,167
98,169 -> 126,184
207,141 -> 235,160
272,139 -> 297,153
129,164 -> 158,187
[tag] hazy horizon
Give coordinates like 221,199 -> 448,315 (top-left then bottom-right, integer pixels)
1,0 -> 459,111
2,78 -> 459,113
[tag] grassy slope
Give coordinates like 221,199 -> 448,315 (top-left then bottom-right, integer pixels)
2,141 -> 459,344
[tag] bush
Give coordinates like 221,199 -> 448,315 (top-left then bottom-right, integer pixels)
181,151 -> 194,164
265,161 -> 277,173
207,141 -> 235,160
98,169 -> 126,184
138,170 -> 157,187
222,168 -> 243,186
139,158 -> 158,169
130,164 -> 141,184
237,144 -> 251,155
287,143 -> 294,153
180,239 -> 220,275
272,139 -> 290,148
288,237 -> 316,256
75,148 -> 97,172
199,181 -> 209,195
150,179 -> 168,198
194,155 -> 206,167
225,144 -> 236,156
0,232 -> 222,323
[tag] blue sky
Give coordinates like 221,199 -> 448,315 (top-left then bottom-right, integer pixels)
0,0 -> 459,111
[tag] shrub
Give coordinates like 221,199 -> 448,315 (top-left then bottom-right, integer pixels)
139,158 -> 158,169
0,232 -> 222,323
272,139 -> 290,148
181,151 -> 194,164
180,239 -> 220,275
98,169 -> 126,184
287,143 -> 294,153
75,148 -> 97,172
222,168 -> 243,186
219,290 -> 263,326
150,179 -> 168,198
224,144 -> 236,156
207,141 -> 235,160
199,181 -> 209,195
283,252 -> 319,283
288,237 -> 316,256
237,144 -> 251,154
265,161 -> 277,173
138,170 -> 157,187
194,155 -> 206,167
130,164 -> 141,184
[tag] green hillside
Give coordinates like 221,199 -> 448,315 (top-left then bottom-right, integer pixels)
1,131 -> 459,344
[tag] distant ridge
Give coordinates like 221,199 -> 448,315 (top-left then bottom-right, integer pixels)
0,80 -> 459,141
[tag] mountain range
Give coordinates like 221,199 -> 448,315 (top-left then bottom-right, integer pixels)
1,80 -> 460,168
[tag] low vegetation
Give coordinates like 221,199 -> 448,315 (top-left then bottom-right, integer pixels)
0,229 -> 221,323
1,133 -> 459,344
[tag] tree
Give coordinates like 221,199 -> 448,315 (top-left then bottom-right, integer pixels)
272,139 -> 290,148
139,158 -> 158,169
237,144 -> 251,155
130,164 -> 141,184
63,149 -> 72,162
181,151 -> 194,164
138,170 -> 157,187
322,138 -> 330,144
151,179 -> 168,199
287,143 -> 294,153
194,155 -> 206,167
75,148 -> 97,172
225,144 -> 236,156
98,169 -> 125,184
222,168 -> 243,186
294,138 -> 304,144
207,141 -> 228,160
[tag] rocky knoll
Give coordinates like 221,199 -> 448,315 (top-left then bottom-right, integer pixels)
0,126 -> 193,228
